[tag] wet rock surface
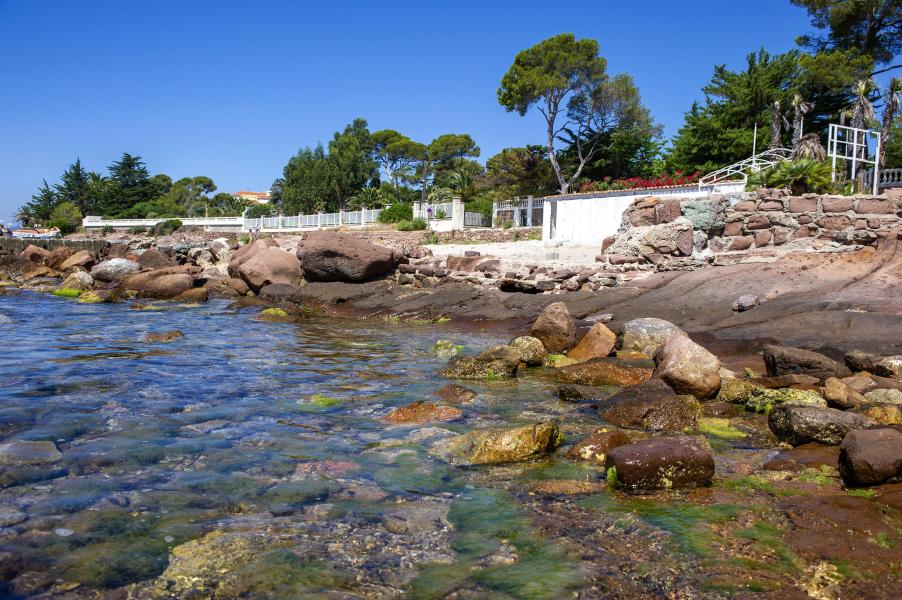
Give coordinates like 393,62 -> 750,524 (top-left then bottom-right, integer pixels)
431,422 -> 563,465
839,427 -> 902,486
599,379 -> 699,431
604,437 -> 714,489
768,404 -> 875,446
555,357 -> 655,387
763,344 -> 852,380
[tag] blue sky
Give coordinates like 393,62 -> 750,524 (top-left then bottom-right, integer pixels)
0,0 -> 818,221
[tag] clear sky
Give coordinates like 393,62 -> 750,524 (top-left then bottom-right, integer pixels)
0,0 -> 817,222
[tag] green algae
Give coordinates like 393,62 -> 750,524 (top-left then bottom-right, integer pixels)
698,417 -> 747,440
848,488 -> 876,498
722,475 -> 776,494
52,288 -> 82,298
735,521 -> 800,573
796,465 -> 840,487
226,551 -> 353,596
433,339 -> 463,357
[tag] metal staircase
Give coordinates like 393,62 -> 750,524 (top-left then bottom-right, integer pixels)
698,147 -> 793,188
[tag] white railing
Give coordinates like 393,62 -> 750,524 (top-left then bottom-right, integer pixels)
423,202 -> 453,220
698,147 -> 792,187
464,211 -> 489,227
84,207 -> 384,232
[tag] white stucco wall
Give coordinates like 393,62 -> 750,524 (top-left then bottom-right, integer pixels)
541,183 -> 745,245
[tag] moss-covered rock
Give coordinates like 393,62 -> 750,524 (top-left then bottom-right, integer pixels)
509,335 -> 547,366
431,422 -> 563,465
439,345 -> 520,380
715,378 -> 827,412
52,288 -> 82,298
433,339 -> 464,358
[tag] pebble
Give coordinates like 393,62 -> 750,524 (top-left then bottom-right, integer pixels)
0,508 -> 27,527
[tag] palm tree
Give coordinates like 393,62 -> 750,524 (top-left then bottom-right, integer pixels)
850,79 -> 878,164
769,100 -> 782,149
879,77 -> 901,167
790,94 -> 813,149
347,187 -> 386,210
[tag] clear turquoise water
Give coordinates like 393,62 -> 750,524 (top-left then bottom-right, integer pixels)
0,291 -> 597,598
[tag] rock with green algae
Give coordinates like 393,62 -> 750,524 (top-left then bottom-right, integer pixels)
257,307 -> 291,321
439,345 -> 520,380
431,422 -> 563,465
432,339 -> 463,358
77,289 -> 124,304
52,288 -> 82,298
509,335 -> 548,367
715,378 -> 827,412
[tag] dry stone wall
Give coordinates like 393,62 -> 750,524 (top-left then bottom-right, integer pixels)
601,189 -> 900,269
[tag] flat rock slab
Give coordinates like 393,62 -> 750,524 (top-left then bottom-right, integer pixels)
763,345 -> 851,380
556,357 -> 655,387
431,422 -> 562,465
0,440 -> 61,465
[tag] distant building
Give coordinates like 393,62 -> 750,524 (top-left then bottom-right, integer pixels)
233,191 -> 271,205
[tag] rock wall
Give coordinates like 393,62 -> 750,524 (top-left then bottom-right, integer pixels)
601,189 -> 900,268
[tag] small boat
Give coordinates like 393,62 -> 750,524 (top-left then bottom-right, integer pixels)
11,227 -> 62,239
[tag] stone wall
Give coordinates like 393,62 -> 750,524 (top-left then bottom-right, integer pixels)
600,190 -> 900,268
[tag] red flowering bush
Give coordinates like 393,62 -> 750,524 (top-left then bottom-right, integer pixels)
576,170 -> 701,193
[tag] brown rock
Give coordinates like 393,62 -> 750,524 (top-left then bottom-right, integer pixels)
137,248 -> 177,269
728,236 -> 754,251
433,422 -> 562,465
822,197 -> 854,212
600,236 -> 616,253
723,221 -> 742,236
745,215 -> 771,230
654,200 -> 681,224
628,207 -> 655,226
528,302 -> 576,353
789,197 -> 817,212
174,288 -> 209,303
762,345 -> 852,380
236,248 -> 303,292
755,374 -> 821,388
605,437 -> 714,489
653,334 -> 721,398
772,227 -> 791,245
824,377 -> 868,409
734,201 -> 757,212
567,323 -> 616,362
856,199 -> 892,214
383,401 -> 462,425
853,403 -> 902,425
123,266 -> 200,299
58,250 -> 96,271
44,246 -> 75,269
434,384 -> 477,404
144,330 -> 184,343
556,357 -> 655,387
599,379 -> 698,431
754,230 -> 772,246
298,232 -> 397,282
817,215 -> 851,230
224,277 -> 250,295
797,214 -> 813,225
839,427 -> 902,486
566,430 -> 632,462
19,244 -> 51,263
759,201 -> 783,211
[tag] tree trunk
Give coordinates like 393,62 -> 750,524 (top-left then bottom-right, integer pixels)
770,100 -> 781,149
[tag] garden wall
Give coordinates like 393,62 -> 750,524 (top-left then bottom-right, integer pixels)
600,189 -> 900,268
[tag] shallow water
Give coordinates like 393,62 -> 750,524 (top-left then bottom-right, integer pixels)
1,291 -> 899,599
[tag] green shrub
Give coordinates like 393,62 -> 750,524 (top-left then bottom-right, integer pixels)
377,203 -> 413,224
48,201 -> 83,235
748,159 -> 832,195
397,217 -> 427,231
129,226 -> 147,235
435,209 -> 447,219
101,225 -> 114,235
152,219 -> 182,236
245,204 -> 275,219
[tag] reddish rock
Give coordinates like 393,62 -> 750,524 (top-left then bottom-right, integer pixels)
237,248 -> 303,292
654,333 -> 721,398
728,236 -> 754,251
822,197 -> 854,212
567,323 -> 617,362
675,228 -> 693,256
628,207 -> 655,226
123,265 -> 200,298
734,201 -> 757,212
797,214 -> 813,224
298,232 -> 398,282
763,345 -> 851,379
556,357 -> 655,387
723,221 -> 742,236
566,430 -> 632,462
772,227 -> 791,245
754,230 -> 772,246
599,379 -> 698,431
58,250 -> 96,271
600,236 -> 616,253
745,215 -> 771,230
44,246 -> 75,269
224,277 -> 250,295
854,219 -> 868,230
606,254 -> 641,265
856,199 -> 892,214
605,437 -> 714,489
654,200 -> 681,224
839,428 -> 902,486
867,218 -> 882,228
19,245 -> 51,263
759,201 -> 784,211
137,248 -> 176,269
817,215 -> 851,230
529,302 -> 576,353
789,197 -> 817,212
791,225 -> 817,239
434,384 -> 477,404
383,401 -> 462,425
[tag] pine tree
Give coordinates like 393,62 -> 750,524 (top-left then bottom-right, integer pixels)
16,180 -> 58,226
55,158 -> 94,216
102,153 -> 159,216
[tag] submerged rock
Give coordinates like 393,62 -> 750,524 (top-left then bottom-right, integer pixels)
433,384 -> 476,404
653,333 -> 721,399
433,340 -> 464,358
528,302 -> 575,354
599,379 -> 699,432
0,440 -> 61,465
768,404 -> 875,446
431,422 -> 562,465
566,429 -> 632,463
77,289 -> 125,304
838,427 -> 902,487
509,335 -> 547,367
619,317 -> 683,359
383,401 -> 462,425
145,330 -> 184,343
605,437 -> 714,489
762,345 -> 851,380
555,357 -> 654,387
439,345 -> 520,380
567,322 -> 616,363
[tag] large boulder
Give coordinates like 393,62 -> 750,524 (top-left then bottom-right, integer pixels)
528,302 -> 576,354
297,232 -> 399,282
58,250 -> 96,271
768,404 -> 875,446
762,345 -> 851,380
838,427 -> 902,487
57,271 -> 94,292
19,245 -> 51,264
440,345 -> 521,380
233,247 -> 303,293
122,265 -> 200,299
90,258 -> 141,282
653,334 -> 721,398
44,246 -> 75,269
431,422 -> 562,465
605,437 -> 715,489
599,378 -> 699,431
137,248 -> 177,270
567,323 -> 616,362
555,357 -> 654,387
619,318 -> 684,359
509,336 -> 548,367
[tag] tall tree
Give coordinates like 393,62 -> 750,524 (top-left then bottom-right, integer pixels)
497,33 -> 607,194
879,77 -> 902,166
485,145 -> 558,198
55,158 -> 93,216
102,153 -> 158,216
281,144 -> 333,214
372,129 -> 427,195
792,0 -> 902,65
326,118 -> 377,209
16,180 -> 57,226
